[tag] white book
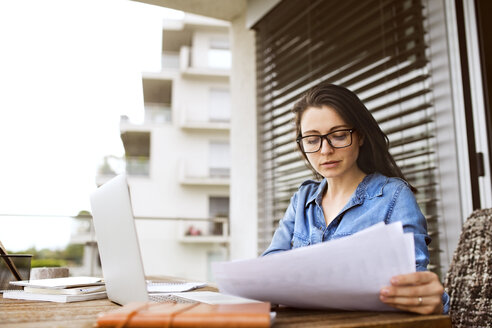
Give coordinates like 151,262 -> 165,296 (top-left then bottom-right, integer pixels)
23,285 -> 106,295
9,276 -> 104,289
3,290 -> 107,303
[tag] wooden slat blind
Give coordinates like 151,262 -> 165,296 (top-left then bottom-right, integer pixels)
254,0 -> 442,277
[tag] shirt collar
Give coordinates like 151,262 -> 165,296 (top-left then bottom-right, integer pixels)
304,173 -> 387,208
306,179 -> 326,207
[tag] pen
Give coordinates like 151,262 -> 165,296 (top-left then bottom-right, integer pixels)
0,240 -> 22,281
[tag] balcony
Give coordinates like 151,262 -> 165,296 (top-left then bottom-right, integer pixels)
120,131 -> 151,177
161,51 -> 180,70
180,118 -> 230,132
179,46 -> 230,78
144,103 -> 172,124
180,108 -> 230,132
126,156 -> 150,176
179,158 -> 229,186
178,217 -> 229,244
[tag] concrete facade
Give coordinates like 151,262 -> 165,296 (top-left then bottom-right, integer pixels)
119,14 -> 232,282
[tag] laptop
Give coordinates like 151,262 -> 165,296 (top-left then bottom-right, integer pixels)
90,173 -> 258,306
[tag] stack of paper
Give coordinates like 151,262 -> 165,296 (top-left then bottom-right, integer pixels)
146,281 -> 207,293
3,276 -> 107,303
213,222 -> 415,311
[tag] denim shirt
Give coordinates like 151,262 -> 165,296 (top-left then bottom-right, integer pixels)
262,172 -> 449,313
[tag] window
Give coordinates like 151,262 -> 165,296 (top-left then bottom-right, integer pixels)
209,196 -> 230,218
208,88 -> 231,122
208,37 -> 231,69
209,196 -> 230,236
254,0 -> 443,277
209,141 -> 230,178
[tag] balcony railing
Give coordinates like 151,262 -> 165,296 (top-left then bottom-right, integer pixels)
179,159 -> 229,186
126,157 -> 150,176
178,217 -> 229,244
144,103 -> 171,124
161,51 -> 179,69
180,109 -> 230,131
179,46 -> 230,77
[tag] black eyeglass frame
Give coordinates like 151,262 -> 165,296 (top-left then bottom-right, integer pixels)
296,129 -> 355,153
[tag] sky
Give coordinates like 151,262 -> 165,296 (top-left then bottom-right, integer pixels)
0,0 -> 182,251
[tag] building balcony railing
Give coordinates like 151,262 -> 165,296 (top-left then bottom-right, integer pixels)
98,155 -> 150,178
180,118 -> 230,131
161,51 -> 180,70
177,217 -> 229,244
179,159 -> 230,186
144,103 -> 172,124
180,109 -> 230,132
179,46 -> 230,78
69,214 -> 228,279
126,156 -> 150,176
72,214 -> 229,248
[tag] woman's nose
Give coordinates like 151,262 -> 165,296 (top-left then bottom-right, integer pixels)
320,137 -> 334,154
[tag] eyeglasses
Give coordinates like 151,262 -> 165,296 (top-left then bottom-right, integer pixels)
296,129 -> 355,153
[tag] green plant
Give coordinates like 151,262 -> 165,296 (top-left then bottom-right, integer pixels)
31,258 -> 67,268
11,243 -> 84,267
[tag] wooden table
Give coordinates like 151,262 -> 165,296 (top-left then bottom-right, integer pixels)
0,294 -> 451,328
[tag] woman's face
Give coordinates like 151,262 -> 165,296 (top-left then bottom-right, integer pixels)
300,105 -> 363,180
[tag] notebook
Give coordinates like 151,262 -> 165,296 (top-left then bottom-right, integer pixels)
90,174 -> 258,306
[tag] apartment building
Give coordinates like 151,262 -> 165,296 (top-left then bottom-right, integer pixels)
93,14 -> 232,282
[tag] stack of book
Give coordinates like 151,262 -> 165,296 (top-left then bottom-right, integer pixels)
3,276 -> 107,303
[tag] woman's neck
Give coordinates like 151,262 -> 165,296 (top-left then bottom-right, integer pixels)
324,169 -> 366,200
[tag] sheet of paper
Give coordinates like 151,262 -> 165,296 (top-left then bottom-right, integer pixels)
212,222 -> 416,311
147,281 -> 207,293
168,291 -> 262,304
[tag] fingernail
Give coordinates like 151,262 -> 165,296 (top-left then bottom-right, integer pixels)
391,277 -> 398,284
381,288 -> 389,295
380,295 -> 387,301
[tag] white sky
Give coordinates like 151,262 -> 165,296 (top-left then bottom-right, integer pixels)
0,0 -> 182,251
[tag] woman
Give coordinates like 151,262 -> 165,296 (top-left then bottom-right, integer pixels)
262,83 -> 448,314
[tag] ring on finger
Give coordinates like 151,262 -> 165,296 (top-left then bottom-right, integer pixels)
418,296 -> 423,306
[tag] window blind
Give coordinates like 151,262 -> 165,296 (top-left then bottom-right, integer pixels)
254,0 -> 442,277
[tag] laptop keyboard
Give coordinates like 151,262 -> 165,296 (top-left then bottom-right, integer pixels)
149,294 -> 199,304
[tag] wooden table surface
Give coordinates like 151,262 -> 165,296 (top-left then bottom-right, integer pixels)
0,294 -> 451,328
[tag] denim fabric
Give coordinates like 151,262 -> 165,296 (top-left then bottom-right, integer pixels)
261,172 -> 449,313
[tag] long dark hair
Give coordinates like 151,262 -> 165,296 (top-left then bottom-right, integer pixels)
292,82 -> 416,192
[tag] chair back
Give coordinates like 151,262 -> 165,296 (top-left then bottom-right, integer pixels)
444,208 -> 492,328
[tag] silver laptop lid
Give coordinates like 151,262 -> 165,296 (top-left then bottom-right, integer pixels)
90,174 -> 149,305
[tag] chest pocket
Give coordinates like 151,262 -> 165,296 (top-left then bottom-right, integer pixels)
291,234 -> 310,249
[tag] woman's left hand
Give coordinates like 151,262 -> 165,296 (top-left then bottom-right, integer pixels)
379,271 -> 444,314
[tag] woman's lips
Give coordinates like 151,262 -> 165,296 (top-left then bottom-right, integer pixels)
320,160 -> 340,168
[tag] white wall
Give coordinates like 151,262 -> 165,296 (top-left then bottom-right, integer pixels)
229,12 -> 258,260
124,24 -> 231,281
191,29 -> 230,69
175,77 -> 230,124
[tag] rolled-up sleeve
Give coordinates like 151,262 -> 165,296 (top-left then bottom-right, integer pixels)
387,184 -> 430,271
388,183 -> 449,314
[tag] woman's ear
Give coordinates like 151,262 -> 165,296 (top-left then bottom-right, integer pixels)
358,133 -> 364,146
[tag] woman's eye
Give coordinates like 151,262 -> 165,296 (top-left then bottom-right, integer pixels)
305,137 -> 320,144
331,133 -> 347,140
